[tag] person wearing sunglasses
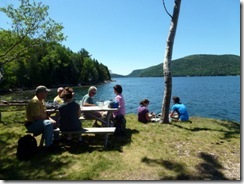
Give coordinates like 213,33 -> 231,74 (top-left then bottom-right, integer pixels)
80,86 -> 102,126
80,86 -> 98,106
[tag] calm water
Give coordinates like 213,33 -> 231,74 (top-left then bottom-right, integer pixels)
1,76 -> 240,123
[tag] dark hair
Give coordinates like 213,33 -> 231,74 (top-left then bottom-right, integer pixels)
140,99 -> 149,106
113,84 -> 122,94
60,87 -> 74,99
172,96 -> 180,104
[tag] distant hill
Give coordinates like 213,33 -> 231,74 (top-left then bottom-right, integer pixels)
110,73 -> 126,78
122,54 -> 240,77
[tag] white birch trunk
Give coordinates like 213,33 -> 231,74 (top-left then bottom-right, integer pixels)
161,0 -> 181,123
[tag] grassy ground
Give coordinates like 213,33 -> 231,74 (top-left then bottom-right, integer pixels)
0,109 -> 240,180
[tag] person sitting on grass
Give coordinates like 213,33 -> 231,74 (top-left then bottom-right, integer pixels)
169,96 -> 189,122
137,99 -> 155,123
58,87 -> 82,142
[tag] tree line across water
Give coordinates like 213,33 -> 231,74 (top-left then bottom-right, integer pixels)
0,0 -> 111,91
113,54 -> 240,78
0,32 -> 111,90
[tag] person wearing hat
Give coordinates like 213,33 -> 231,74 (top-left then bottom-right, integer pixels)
25,85 -> 58,149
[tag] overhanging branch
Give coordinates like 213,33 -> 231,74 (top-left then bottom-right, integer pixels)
162,0 -> 173,19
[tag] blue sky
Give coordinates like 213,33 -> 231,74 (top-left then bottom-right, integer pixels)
0,0 -> 240,75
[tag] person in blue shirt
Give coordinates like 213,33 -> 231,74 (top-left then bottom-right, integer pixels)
169,96 -> 189,122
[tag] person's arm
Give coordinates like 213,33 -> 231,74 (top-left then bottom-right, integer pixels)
30,102 -> 48,121
31,102 -> 56,123
82,96 -> 96,106
169,111 -> 175,118
83,102 -> 96,106
77,107 -> 81,117
145,112 -> 152,121
169,110 -> 179,120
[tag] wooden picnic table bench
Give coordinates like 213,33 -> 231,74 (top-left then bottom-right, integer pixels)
27,127 -> 116,148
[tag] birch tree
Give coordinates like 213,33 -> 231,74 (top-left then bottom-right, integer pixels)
161,0 -> 181,123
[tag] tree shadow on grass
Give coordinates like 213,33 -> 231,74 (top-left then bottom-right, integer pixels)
32,127 -> 140,155
0,150 -> 70,180
171,121 -> 240,140
0,126 -> 139,180
141,152 -> 229,180
108,128 -> 139,152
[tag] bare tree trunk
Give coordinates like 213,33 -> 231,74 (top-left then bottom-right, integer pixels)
161,0 -> 181,123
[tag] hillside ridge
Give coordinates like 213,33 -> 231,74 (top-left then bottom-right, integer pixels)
111,54 -> 240,77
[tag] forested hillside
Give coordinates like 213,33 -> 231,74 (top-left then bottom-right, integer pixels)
0,32 -> 111,90
125,54 -> 240,77
0,1 -> 111,90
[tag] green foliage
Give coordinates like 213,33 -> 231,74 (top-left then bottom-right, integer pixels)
0,0 -> 112,89
0,39 -> 111,89
126,54 -> 240,77
0,0 -> 65,66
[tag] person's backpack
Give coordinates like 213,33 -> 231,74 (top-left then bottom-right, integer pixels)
16,134 -> 37,161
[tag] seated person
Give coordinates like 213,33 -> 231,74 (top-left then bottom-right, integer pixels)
137,99 -> 155,123
112,84 -> 126,135
53,87 -> 64,106
25,85 -> 58,149
58,87 -> 82,141
169,96 -> 189,122
52,87 -> 64,124
80,86 -> 103,127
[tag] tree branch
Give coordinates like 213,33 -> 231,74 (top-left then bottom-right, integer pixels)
162,0 -> 173,19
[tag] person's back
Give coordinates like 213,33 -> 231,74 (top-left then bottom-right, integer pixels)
58,87 -> 81,131
170,96 -> 189,121
59,101 -> 81,131
172,103 -> 189,121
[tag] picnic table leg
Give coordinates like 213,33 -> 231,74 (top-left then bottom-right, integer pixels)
104,133 -> 108,148
105,111 -> 113,127
85,112 -> 108,126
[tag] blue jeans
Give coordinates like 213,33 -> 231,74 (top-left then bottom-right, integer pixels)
26,119 -> 54,147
